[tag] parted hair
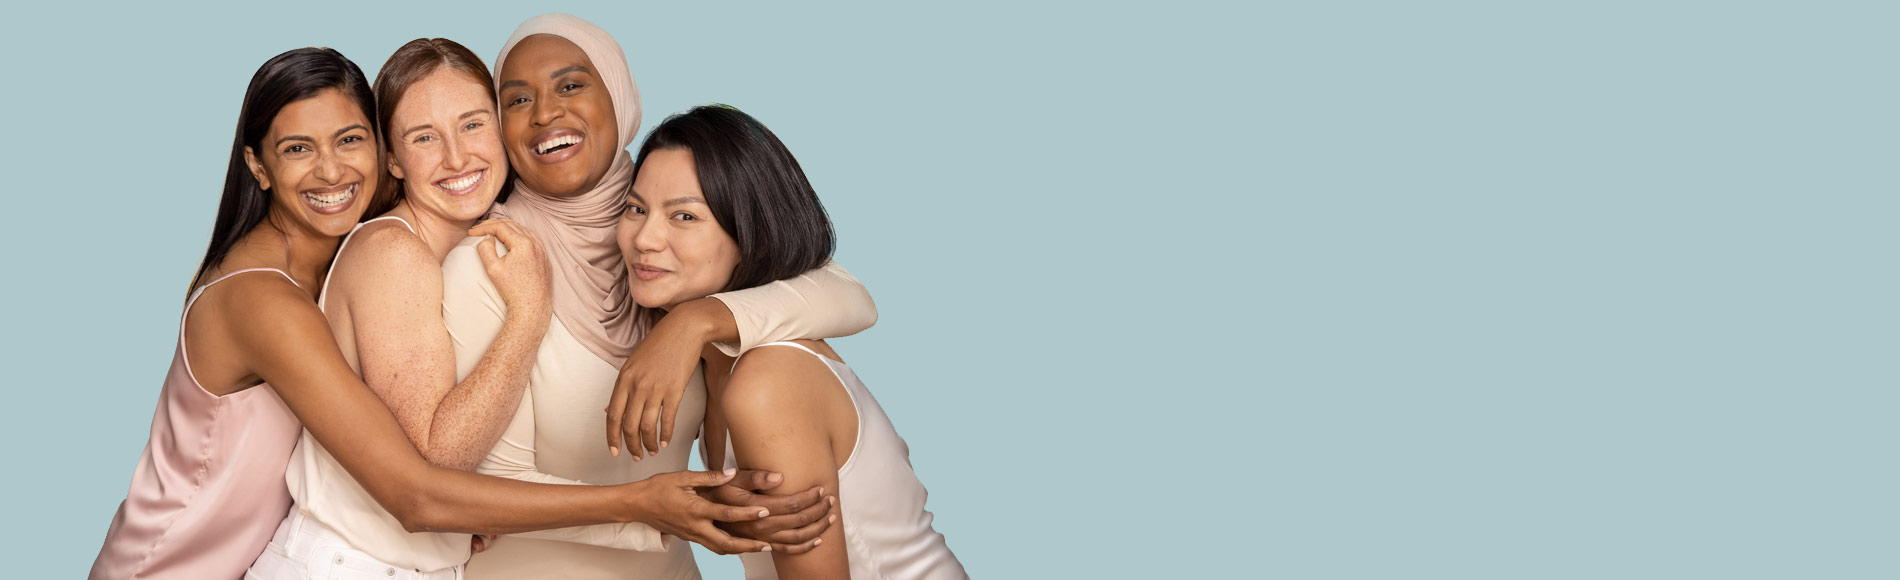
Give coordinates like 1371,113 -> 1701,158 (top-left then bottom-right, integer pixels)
192,47 -> 377,294
633,104 -> 836,293
369,38 -> 510,217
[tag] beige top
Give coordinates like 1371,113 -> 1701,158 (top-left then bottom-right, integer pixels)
727,343 -> 967,580
284,217 -> 472,572
437,236 -> 877,579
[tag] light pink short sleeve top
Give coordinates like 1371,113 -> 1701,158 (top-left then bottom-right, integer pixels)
91,269 -> 305,579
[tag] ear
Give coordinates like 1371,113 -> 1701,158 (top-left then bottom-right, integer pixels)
243,146 -> 271,191
387,152 -> 405,181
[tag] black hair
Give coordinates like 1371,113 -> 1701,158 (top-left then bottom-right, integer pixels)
189,47 -> 378,294
632,104 -> 835,293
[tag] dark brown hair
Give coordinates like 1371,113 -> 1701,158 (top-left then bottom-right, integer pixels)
633,105 -> 835,293
368,38 -> 508,217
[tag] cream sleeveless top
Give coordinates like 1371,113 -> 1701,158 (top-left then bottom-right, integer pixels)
728,342 -> 967,580
91,269 -> 306,579
283,216 -> 472,571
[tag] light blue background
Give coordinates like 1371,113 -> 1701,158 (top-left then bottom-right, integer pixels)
1,1 -> 1893,578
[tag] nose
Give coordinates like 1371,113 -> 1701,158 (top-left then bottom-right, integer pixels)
313,147 -> 345,184
530,93 -> 563,127
632,211 -> 667,254
444,131 -> 470,172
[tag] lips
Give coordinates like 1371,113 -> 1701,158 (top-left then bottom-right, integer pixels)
301,183 -> 357,215
631,264 -> 669,281
529,128 -> 585,164
434,169 -> 485,196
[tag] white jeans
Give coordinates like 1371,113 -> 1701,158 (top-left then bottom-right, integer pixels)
246,511 -> 464,580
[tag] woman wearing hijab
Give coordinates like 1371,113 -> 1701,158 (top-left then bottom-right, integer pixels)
443,14 -> 878,579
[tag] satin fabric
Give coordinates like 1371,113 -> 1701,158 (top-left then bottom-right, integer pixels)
92,269 -> 306,579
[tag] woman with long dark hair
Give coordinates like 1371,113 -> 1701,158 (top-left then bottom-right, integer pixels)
93,48 -> 789,580
622,105 -> 967,580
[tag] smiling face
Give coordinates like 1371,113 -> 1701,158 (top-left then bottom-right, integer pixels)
387,68 -> 506,224
618,148 -> 740,311
497,34 -> 618,198
244,88 -> 378,236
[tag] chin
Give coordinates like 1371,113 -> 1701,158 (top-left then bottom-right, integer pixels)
629,291 -> 671,310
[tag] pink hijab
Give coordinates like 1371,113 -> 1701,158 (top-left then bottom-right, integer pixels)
490,13 -> 644,366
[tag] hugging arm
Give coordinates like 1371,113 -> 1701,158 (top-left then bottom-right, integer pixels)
340,220 -> 549,471
439,242 -> 775,554
216,278 -> 764,536
609,260 -> 877,457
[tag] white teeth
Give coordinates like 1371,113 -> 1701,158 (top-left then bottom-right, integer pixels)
303,184 -> 356,208
438,171 -> 482,192
534,134 -> 582,154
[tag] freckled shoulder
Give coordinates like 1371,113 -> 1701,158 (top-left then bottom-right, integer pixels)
331,220 -> 441,300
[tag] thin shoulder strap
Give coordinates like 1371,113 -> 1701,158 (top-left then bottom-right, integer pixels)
366,214 -> 418,235
318,215 -> 419,309
732,341 -> 848,372
181,267 -> 298,338
176,267 -> 299,398
187,268 -> 299,309
752,341 -> 823,358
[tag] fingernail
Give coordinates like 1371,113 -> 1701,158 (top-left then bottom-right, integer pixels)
724,468 -> 737,476
814,538 -> 823,546
768,473 -> 782,484
660,441 -> 669,448
829,514 -> 837,524
761,545 -> 772,553
610,446 -> 619,457
758,509 -> 770,518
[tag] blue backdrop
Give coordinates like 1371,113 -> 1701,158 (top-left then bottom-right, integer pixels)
1,1 -> 1894,578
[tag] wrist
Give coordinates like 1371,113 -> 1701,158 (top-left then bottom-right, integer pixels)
665,298 -> 721,345
674,297 -> 738,345
617,480 -> 655,525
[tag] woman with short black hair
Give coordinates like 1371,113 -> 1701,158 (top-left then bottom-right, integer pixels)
620,104 -> 968,580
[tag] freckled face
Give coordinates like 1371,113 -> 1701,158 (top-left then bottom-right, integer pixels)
244,88 -> 378,237
497,34 -> 618,198
387,68 -> 507,224
618,148 -> 740,311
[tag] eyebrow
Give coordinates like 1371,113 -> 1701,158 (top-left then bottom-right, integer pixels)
498,65 -> 594,91
400,110 -> 490,137
274,124 -> 368,148
626,189 -> 707,207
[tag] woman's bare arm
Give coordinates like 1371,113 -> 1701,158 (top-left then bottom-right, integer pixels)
203,276 -> 772,551
338,220 -> 549,470
724,345 -> 856,578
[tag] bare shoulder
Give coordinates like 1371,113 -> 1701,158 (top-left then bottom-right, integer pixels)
200,269 -> 312,316
336,220 -> 437,281
724,342 -> 846,421
195,271 -> 329,348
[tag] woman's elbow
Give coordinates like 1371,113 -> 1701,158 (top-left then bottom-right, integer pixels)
381,494 -> 442,533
